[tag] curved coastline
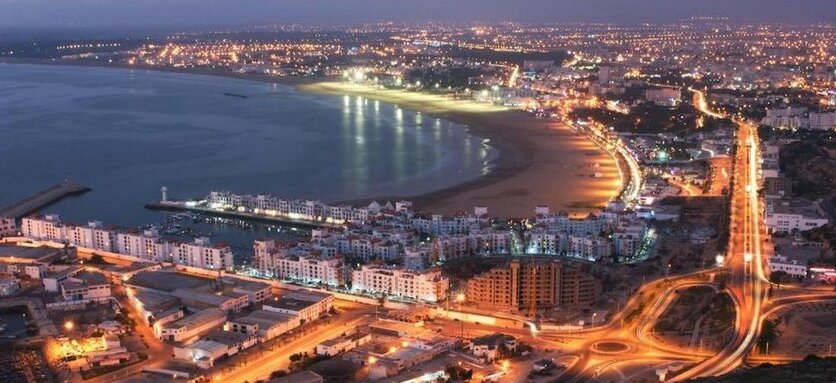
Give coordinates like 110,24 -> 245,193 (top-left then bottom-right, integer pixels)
298,82 -> 621,218
1,58 -> 621,218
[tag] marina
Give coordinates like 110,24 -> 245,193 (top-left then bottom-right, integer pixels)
146,200 -> 344,229
145,188 -> 370,229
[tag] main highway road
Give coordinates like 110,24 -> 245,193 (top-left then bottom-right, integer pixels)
670,94 -> 769,380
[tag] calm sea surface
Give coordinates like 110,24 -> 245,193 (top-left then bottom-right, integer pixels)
0,64 -> 495,256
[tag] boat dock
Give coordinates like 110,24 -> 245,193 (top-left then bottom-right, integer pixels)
0,181 -> 91,219
145,200 -> 343,229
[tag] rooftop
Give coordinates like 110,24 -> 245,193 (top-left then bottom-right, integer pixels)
266,297 -> 318,312
127,270 -> 215,293
163,308 -> 226,330
171,288 -> 244,308
0,245 -> 61,262
132,290 -> 181,312
231,310 -> 297,328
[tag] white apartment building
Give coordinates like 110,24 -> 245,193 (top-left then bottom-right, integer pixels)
644,88 -> 681,106
433,235 -> 471,261
765,199 -> 829,233
760,107 -> 834,130
253,240 -> 348,286
411,214 -> 477,235
761,106 -> 807,129
351,265 -> 449,303
612,222 -> 648,259
808,111 -> 836,130
567,235 -> 611,261
172,237 -> 234,271
207,191 -> 372,223
117,228 -> 171,261
534,213 -> 611,235
471,230 -> 510,254
768,255 -> 808,278
67,221 -> 117,252
526,230 -> 566,255
404,246 -> 429,270
22,215 -> 66,242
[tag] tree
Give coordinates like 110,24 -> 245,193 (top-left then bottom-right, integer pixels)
770,271 -> 789,289
758,318 -> 780,353
88,254 -> 108,265
289,353 -> 303,363
270,370 -> 288,379
444,365 -> 473,382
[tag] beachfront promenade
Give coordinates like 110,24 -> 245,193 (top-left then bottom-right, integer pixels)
0,180 -> 90,219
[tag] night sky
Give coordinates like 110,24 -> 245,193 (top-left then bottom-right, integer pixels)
0,0 -> 834,28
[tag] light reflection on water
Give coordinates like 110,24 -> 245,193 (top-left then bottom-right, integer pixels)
0,64 -> 497,248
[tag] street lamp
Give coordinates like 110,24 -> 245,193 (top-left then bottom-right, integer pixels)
456,293 -> 466,339
64,321 -> 74,331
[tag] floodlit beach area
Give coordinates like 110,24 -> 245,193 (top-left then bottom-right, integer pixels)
300,81 -> 620,218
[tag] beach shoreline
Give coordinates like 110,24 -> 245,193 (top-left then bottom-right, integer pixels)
1,58 -> 621,218
294,82 -> 621,217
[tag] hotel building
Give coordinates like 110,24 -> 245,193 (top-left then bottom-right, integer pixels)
350,265 -> 449,303
172,237 -> 234,271
465,259 -> 601,314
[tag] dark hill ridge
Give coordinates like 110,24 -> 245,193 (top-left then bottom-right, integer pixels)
685,356 -> 836,383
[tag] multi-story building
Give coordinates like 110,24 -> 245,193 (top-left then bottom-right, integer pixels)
644,88 -> 681,106
761,106 -> 808,129
351,265 -> 449,303
534,213 -> 612,236
768,255 -> 808,278
567,235 -> 611,261
559,267 -> 602,308
465,259 -> 601,314
432,235 -> 471,261
472,229 -> 510,254
116,228 -> 171,261
411,214 -> 482,236
765,199 -> 829,233
763,175 -> 792,198
0,217 -> 16,236
526,230 -> 566,255
466,259 -> 561,313
808,111 -> 836,130
172,237 -> 234,271
206,191 -> 374,224
612,222 -> 648,260
21,215 -> 66,242
403,246 -> 429,270
253,240 -> 348,286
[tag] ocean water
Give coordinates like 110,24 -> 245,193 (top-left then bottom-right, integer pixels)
0,64 -> 495,254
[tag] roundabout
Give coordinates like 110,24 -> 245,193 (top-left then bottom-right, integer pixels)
590,341 -> 631,355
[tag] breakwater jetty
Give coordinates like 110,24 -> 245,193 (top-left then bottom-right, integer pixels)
0,180 -> 90,218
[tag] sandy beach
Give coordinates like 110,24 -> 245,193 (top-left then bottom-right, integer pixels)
297,82 -> 620,218
1,58 -> 621,218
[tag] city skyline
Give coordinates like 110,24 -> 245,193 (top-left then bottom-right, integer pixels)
0,2 -> 835,382
1,0 -> 835,28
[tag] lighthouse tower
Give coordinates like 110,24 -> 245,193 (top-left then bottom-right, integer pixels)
161,186 -> 168,202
